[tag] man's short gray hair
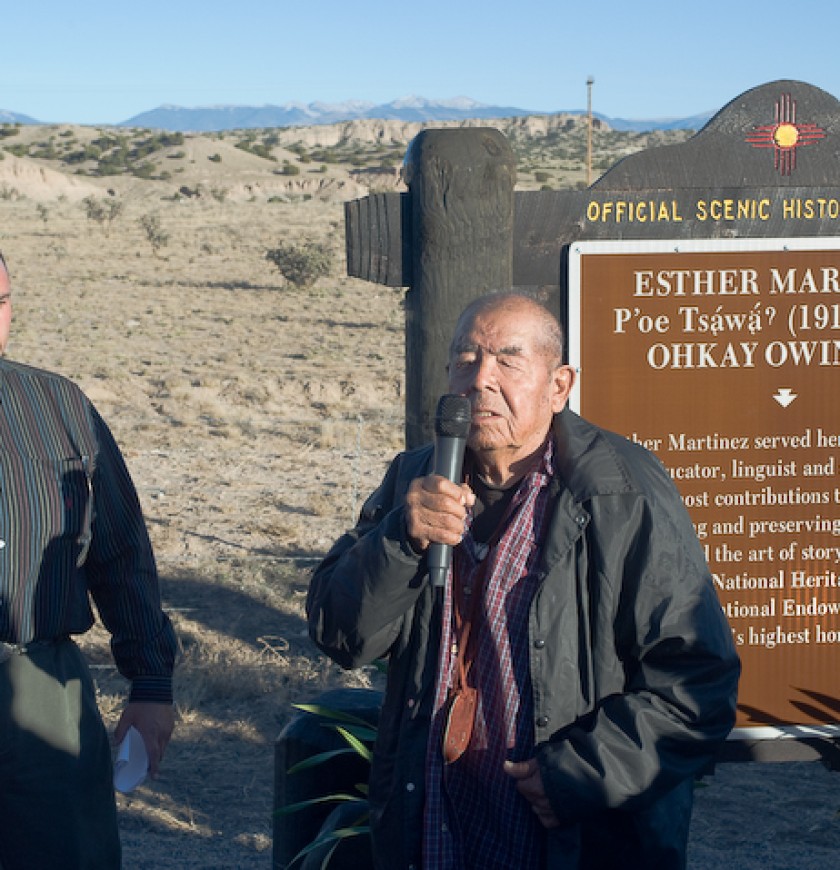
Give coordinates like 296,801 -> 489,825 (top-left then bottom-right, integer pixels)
451,290 -> 565,368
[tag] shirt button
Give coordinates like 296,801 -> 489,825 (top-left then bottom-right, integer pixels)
534,639 -> 545,649
576,514 -> 586,526
536,716 -> 549,728
406,782 -> 415,792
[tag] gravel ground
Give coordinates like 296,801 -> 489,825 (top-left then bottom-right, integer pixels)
689,760 -> 840,869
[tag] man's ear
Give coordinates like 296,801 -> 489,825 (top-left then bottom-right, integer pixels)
551,365 -> 576,413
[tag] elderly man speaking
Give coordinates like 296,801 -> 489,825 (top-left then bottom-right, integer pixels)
308,290 -> 739,870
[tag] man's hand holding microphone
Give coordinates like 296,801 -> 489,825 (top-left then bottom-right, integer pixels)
405,395 -> 474,587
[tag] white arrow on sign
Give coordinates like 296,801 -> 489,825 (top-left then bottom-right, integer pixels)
773,388 -> 798,408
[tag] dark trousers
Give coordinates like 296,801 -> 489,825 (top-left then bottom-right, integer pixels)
546,776 -> 694,870
0,639 -> 121,870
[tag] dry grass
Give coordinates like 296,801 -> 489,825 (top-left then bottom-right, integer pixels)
1,147 -> 403,865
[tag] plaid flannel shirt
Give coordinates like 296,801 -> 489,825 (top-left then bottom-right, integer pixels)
423,439 -> 555,869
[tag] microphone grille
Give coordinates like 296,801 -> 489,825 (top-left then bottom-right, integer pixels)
434,394 -> 472,438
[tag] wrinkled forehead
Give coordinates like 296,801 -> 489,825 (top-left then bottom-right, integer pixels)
451,303 -> 541,355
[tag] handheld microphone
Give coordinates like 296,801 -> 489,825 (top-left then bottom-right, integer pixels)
428,394 -> 472,588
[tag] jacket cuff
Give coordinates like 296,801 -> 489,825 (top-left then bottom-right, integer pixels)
128,675 -> 174,705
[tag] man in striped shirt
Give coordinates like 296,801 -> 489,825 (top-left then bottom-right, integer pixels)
0,252 -> 177,869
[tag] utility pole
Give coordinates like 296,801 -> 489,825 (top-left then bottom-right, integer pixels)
586,76 -> 595,186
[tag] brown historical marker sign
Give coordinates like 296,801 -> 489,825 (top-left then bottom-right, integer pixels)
569,238 -> 840,738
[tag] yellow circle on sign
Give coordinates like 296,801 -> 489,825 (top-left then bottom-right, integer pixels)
774,123 -> 799,148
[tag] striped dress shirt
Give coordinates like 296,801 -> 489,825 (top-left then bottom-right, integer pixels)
0,358 -> 176,702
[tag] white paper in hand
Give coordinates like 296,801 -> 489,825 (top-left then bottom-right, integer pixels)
113,726 -> 149,793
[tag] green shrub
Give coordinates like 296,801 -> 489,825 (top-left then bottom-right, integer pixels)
65,145 -> 102,164
132,161 -> 156,179
31,140 -> 59,159
94,149 -> 130,176
82,196 -> 123,234
277,704 -> 375,868
235,139 -> 276,161
139,213 -> 169,257
266,241 -> 332,289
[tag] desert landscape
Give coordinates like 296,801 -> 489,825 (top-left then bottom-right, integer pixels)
1,115 -> 838,869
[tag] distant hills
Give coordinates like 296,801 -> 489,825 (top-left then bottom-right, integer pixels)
1,96 -> 713,133
122,97 -> 536,132
1,109 -> 40,125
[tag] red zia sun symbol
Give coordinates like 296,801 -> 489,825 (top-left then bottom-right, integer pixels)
745,93 -> 826,176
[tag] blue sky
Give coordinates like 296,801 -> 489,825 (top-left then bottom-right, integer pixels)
3,0 -> 839,125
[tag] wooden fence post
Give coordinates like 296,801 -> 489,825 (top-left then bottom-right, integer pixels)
402,127 -> 516,448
